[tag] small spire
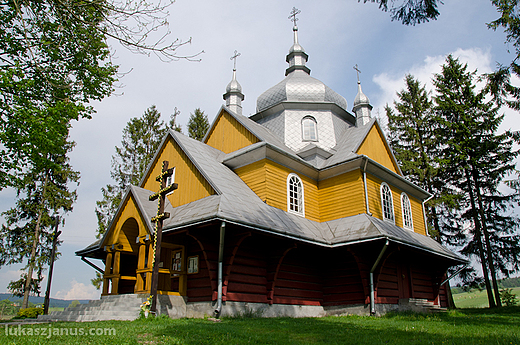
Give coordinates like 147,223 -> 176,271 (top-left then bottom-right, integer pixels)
352,65 -> 372,126
285,7 -> 310,76
223,50 -> 244,115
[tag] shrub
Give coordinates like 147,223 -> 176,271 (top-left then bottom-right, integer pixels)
499,288 -> 518,306
15,307 -> 44,319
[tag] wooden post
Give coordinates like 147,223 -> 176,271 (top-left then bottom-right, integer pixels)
103,252 -> 113,295
43,217 -> 60,315
149,161 -> 178,314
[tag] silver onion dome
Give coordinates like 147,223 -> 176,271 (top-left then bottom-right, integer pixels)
226,69 -> 242,93
353,81 -> 370,107
256,22 -> 347,113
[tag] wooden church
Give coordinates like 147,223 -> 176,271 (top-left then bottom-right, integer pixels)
77,14 -> 464,317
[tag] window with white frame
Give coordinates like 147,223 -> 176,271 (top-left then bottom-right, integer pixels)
302,116 -> 318,141
287,173 -> 305,216
401,193 -> 413,230
380,182 -> 394,223
165,167 -> 176,196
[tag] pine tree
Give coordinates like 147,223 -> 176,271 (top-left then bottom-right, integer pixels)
187,108 -> 209,141
386,74 -> 461,307
433,55 -> 520,308
0,133 -> 78,308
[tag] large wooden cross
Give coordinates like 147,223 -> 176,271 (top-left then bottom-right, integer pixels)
149,161 -> 177,314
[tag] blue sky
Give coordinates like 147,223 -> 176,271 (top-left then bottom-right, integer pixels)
0,0 -> 518,300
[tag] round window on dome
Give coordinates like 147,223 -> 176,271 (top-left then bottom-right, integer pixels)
302,116 -> 318,141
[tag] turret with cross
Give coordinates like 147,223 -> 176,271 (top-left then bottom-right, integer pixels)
223,49 -> 245,115
148,160 -> 177,314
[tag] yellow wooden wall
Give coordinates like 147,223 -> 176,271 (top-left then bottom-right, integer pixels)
356,124 -> 400,175
204,111 -> 259,153
266,160 -> 320,222
141,137 -> 215,208
234,160 -> 267,202
104,195 -> 149,252
235,159 -> 320,222
318,170 -> 366,222
366,173 -> 426,234
409,195 -> 427,235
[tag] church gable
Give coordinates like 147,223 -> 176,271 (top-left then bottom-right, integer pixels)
356,123 -> 401,175
204,109 -> 259,153
141,135 -> 216,208
103,193 -> 151,254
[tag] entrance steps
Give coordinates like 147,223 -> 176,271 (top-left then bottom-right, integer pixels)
37,294 -> 148,322
399,298 -> 447,313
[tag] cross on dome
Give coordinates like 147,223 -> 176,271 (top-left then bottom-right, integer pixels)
289,7 -> 301,27
353,64 -> 361,84
230,50 -> 241,71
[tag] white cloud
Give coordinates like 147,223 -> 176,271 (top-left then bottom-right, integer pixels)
54,279 -> 99,300
372,47 -> 494,114
0,269 -> 25,291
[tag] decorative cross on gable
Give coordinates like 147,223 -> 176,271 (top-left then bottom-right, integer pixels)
289,7 -> 301,26
230,50 -> 241,71
149,160 -> 177,314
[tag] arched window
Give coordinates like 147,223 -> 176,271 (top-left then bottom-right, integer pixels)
401,193 -> 413,230
380,182 -> 394,223
302,116 -> 317,141
287,173 -> 305,216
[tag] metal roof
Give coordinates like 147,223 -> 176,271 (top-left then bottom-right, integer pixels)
77,129 -> 464,264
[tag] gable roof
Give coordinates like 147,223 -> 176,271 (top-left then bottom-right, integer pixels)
204,106 -> 298,156
78,129 -> 463,264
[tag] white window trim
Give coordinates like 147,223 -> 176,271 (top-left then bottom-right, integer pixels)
401,193 -> 414,231
166,167 -> 176,196
287,173 -> 305,217
380,182 -> 395,224
301,116 -> 318,142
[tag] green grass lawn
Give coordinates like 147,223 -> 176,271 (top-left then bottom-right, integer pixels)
1,307 -> 519,344
453,287 -> 520,308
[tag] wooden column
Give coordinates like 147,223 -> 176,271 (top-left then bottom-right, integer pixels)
103,252 -> 113,295
112,251 -> 121,294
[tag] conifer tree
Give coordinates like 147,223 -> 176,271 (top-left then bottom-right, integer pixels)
433,55 -> 520,307
0,129 -> 78,308
187,108 -> 209,141
386,74 -> 462,307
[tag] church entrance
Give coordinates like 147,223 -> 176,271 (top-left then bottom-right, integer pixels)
158,243 -> 187,296
102,217 -> 140,295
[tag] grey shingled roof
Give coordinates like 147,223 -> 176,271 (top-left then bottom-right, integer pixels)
78,123 -> 463,264
319,119 -> 375,169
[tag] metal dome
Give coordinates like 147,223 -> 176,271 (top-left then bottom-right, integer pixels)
256,70 -> 348,113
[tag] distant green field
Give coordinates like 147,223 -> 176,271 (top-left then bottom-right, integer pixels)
453,287 -> 520,308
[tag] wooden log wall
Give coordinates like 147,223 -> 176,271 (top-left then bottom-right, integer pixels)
164,227 -> 449,308
322,250 -> 365,306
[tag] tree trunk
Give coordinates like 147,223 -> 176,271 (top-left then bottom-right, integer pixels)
472,167 -> 502,307
465,169 -> 496,308
22,174 -> 48,309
